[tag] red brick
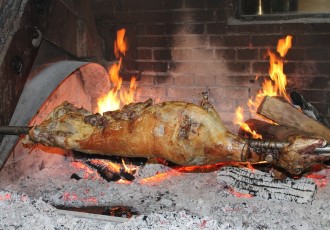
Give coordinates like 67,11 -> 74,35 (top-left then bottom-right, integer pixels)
252,61 -> 269,75
174,75 -> 195,86
298,90 -> 326,102
138,75 -> 154,86
207,0 -> 224,9
305,48 -> 329,60
212,98 -> 237,112
145,25 -> 165,35
282,23 -> 309,34
167,87 -> 201,99
136,49 -> 152,60
163,0 -> 185,10
285,48 -> 305,61
211,35 -> 251,47
194,49 -> 214,60
259,24 -> 281,34
170,61 -> 210,75
173,10 -> 215,22
215,49 -> 236,60
206,23 -> 227,34
137,61 -> 169,72
195,74 -> 215,86
172,49 -> 194,60
309,77 -> 329,89
237,48 -> 259,60
296,34 -> 330,47
135,86 -> 167,98
210,87 -> 250,100
185,0 -> 206,9
154,75 -> 174,85
165,24 -> 204,35
171,35 -> 208,47
154,49 -> 172,60
251,35 -> 282,47
235,24 -> 259,34
226,62 -> 251,73
138,36 -> 170,47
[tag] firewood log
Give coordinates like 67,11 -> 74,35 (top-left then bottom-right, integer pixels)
238,118 -> 316,140
257,96 -> 330,142
28,99 -> 330,176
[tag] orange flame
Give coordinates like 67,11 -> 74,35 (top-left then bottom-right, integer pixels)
97,29 -> 137,114
235,35 -> 293,134
249,35 -> 292,110
277,35 -> 292,57
114,29 -> 127,59
234,106 -> 262,139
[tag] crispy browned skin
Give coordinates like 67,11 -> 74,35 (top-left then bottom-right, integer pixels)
29,100 -> 262,165
29,99 -> 329,176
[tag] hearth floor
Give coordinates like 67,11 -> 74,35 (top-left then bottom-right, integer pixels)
1,153 -> 330,229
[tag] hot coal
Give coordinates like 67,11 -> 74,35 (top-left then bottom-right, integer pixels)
71,150 -> 147,182
85,160 -> 121,182
70,173 -> 82,180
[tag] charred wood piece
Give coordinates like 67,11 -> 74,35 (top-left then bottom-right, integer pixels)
257,96 -> 330,142
85,159 -> 122,182
71,151 -> 138,182
217,166 -> 316,203
290,91 -> 330,129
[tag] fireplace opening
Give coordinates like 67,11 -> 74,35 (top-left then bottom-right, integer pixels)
0,0 -> 330,229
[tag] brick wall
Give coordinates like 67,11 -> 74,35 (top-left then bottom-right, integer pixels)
92,0 -> 330,132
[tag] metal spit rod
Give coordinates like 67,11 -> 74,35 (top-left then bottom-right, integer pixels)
248,139 -> 330,155
0,126 -> 330,155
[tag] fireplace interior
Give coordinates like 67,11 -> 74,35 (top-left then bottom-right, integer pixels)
0,0 -> 330,229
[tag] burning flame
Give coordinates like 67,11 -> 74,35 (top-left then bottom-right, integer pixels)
235,35 -> 293,135
98,28 -> 137,114
234,106 -> 262,139
248,35 -> 292,113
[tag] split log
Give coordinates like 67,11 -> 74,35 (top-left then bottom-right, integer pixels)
28,99 -> 330,177
217,166 -> 316,203
238,119 -> 315,140
257,96 -> 330,142
290,91 -> 330,129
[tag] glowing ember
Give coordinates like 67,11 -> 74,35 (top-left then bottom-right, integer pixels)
116,179 -> 132,184
98,28 -> 138,114
140,170 -> 181,184
228,188 -> 253,198
0,193 -> 11,201
71,161 -> 98,179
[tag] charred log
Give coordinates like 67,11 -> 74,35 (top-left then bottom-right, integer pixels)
290,91 -> 330,129
217,166 -> 316,203
257,96 -> 330,142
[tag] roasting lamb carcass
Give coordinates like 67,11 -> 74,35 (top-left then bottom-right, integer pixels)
28,99 -> 330,176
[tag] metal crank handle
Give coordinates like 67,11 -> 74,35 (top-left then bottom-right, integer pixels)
248,139 -> 330,155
